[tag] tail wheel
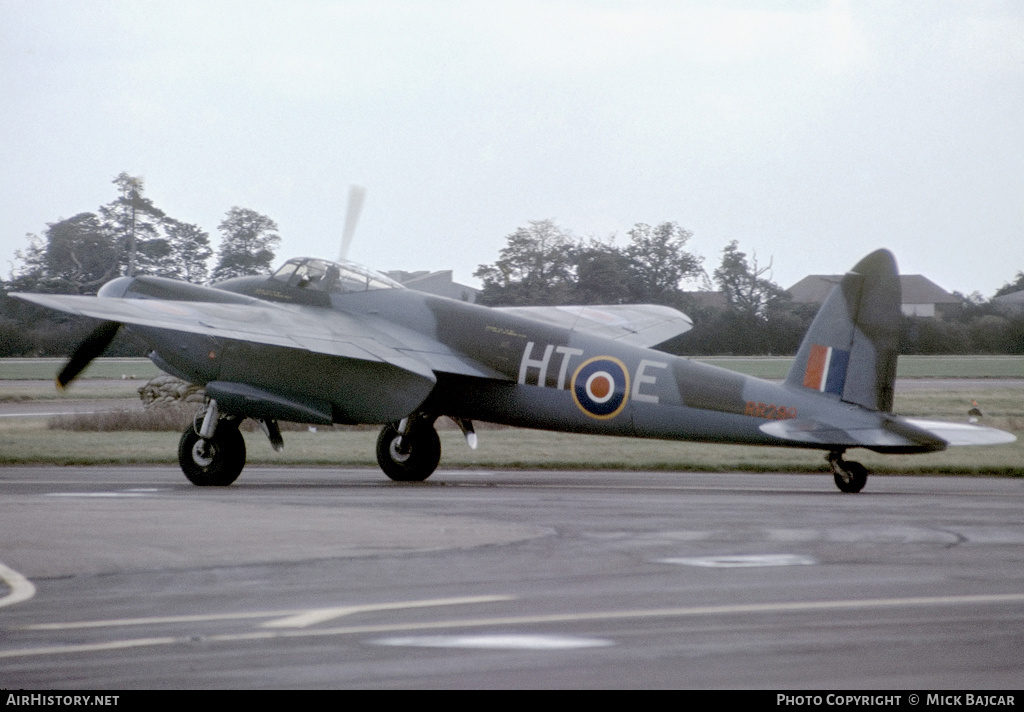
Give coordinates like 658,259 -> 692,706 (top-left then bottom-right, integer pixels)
829,453 -> 868,493
178,422 -> 246,486
376,422 -> 441,482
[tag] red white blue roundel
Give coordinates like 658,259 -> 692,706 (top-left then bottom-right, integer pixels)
571,356 -> 630,419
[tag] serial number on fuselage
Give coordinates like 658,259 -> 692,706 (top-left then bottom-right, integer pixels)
517,340 -> 798,421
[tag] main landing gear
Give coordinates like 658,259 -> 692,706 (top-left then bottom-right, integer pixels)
376,416 -> 442,482
828,451 -> 869,493
177,401 -> 465,486
178,399 -> 248,486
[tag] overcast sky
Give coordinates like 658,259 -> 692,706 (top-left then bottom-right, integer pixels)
2,0 -> 1022,296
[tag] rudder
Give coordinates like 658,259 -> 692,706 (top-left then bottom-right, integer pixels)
785,249 -> 901,412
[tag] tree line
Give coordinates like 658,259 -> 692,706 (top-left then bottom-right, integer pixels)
1,173 -> 281,356
473,219 -> 814,355
473,220 -> 1024,356
2,174 -> 1023,357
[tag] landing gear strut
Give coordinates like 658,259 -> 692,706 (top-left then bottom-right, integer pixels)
828,451 -> 868,493
178,399 -> 246,486
376,417 -> 441,482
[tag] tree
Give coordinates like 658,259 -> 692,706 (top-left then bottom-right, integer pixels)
163,218 -> 213,283
211,207 -> 281,281
713,240 -> 784,320
573,239 -> 632,304
474,220 -> 577,305
98,173 -> 169,276
994,271 -> 1024,298
624,222 -> 704,305
9,213 -> 117,294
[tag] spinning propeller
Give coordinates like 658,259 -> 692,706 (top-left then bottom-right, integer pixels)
338,184 -> 366,262
56,320 -> 121,389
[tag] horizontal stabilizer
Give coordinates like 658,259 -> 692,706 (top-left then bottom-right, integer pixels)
497,304 -> 692,347
759,418 -> 937,450
761,415 -> 1015,452
901,418 -> 1017,447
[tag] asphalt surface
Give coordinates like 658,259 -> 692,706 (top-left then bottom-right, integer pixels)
1,465 -> 1022,689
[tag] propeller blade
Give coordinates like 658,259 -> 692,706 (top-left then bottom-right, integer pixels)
338,184 -> 366,262
57,321 -> 121,389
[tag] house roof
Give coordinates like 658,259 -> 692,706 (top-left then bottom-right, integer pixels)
787,274 -> 961,305
384,269 -> 480,302
993,289 -> 1024,305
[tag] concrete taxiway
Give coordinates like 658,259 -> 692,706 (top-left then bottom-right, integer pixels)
1,466 -> 1022,689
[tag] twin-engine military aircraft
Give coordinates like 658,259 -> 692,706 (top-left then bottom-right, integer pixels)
14,239 -> 1014,493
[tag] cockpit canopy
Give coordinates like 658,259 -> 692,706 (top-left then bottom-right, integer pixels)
270,258 -> 404,294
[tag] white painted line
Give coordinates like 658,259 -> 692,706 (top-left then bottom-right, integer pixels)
659,554 -> 816,568
0,409 -> 128,418
26,610 -> 307,630
0,412 -> 90,418
0,562 -> 36,608
0,637 -> 181,658
24,595 -> 515,631
45,493 -> 150,498
6,592 -> 1024,660
262,595 -> 515,628
372,634 -> 613,650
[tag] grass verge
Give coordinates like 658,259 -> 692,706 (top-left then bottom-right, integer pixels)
3,411 -> 1021,476
3,355 -> 1024,381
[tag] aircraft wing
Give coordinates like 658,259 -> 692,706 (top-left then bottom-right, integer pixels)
496,304 -> 692,347
760,415 -> 1015,450
12,293 -> 437,381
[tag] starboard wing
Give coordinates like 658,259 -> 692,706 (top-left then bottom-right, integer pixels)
12,292 -> 437,382
496,304 -> 692,347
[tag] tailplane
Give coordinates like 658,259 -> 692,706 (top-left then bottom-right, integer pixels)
785,249 -> 901,412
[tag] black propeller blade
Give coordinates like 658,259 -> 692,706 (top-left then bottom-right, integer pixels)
57,321 -> 122,389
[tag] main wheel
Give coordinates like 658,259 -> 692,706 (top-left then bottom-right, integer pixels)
178,423 -> 246,486
376,423 -> 441,482
832,460 -> 868,493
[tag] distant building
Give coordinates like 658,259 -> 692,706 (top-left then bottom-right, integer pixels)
992,289 -> 1024,314
385,269 -> 479,303
787,274 -> 962,318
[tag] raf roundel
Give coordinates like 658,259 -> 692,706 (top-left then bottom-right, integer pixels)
571,356 -> 630,419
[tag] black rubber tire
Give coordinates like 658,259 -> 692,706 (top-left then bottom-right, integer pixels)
178,423 -> 246,486
376,423 -> 441,482
833,460 -> 868,493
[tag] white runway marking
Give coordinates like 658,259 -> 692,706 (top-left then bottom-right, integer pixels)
261,595 -> 517,628
659,554 -> 817,567
5,592 -> 1024,659
372,634 -> 613,650
24,595 -> 515,631
0,562 -> 36,608
0,412 -> 87,418
45,492 -> 150,498
44,488 -> 167,498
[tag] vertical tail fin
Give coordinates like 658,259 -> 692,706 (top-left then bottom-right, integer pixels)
785,249 -> 901,412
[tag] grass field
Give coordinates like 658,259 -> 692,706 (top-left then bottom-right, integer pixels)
3,355 -> 1024,381
1,357 -> 1021,473
0,362 -> 1019,473
697,355 -> 1024,379
1,417 -> 1021,475
0,358 -> 163,381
